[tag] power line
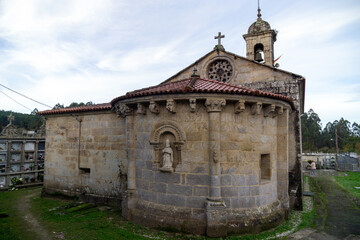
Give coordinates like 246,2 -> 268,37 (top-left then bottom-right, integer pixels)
0,90 -> 33,111
0,82 -> 52,108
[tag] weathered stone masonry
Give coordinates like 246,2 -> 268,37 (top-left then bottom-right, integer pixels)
39,9 -> 305,237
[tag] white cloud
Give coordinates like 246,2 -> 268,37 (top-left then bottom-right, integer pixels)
0,0 -> 359,125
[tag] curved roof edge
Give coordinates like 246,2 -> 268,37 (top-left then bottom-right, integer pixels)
38,103 -> 112,116
111,77 -> 295,109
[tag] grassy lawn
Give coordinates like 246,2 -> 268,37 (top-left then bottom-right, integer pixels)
0,187 -> 42,240
0,186 -> 315,240
334,172 -> 360,200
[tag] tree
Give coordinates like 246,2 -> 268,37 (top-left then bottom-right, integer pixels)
53,103 -> 64,109
352,122 -> 360,137
301,109 -> 322,151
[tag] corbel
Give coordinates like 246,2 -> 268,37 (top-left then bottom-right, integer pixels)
235,100 -> 246,114
250,102 -> 262,115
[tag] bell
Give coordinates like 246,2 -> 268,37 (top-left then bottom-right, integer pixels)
255,52 -> 263,62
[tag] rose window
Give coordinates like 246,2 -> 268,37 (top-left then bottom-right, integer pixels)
207,59 -> 233,82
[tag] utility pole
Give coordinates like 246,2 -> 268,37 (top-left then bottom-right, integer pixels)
335,128 -> 339,170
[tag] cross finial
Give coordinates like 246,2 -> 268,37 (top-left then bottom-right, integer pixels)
257,0 -> 262,20
7,113 -> 14,125
215,32 -> 225,46
214,32 -> 225,51
191,66 -> 200,78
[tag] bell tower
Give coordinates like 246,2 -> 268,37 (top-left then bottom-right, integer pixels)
243,2 -> 277,67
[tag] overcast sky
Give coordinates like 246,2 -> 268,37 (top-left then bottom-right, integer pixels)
0,0 -> 359,127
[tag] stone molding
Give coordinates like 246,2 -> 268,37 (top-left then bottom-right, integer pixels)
150,121 -> 186,145
205,98 -> 226,112
116,97 -> 289,117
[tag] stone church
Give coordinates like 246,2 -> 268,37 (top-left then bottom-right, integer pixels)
39,8 -> 305,237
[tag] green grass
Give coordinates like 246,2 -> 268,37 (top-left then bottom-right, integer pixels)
30,195 -> 164,240
0,187 -> 42,240
334,172 -> 360,200
0,186 -> 316,240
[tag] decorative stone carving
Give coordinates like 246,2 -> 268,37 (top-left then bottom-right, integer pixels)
189,98 -> 196,112
264,104 -> 276,117
159,139 -> 174,173
251,102 -> 262,115
277,106 -> 284,115
1,113 -> 18,137
207,59 -> 233,82
150,121 -> 185,168
150,122 -> 186,145
114,103 -> 132,118
136,103 -> 146,115
1,125 -> 18,137
166,99 -> 176,113
235,100 -> 246,114
149,101 -> 160,114
213,150 -> 219,163
205,98 -> 226,112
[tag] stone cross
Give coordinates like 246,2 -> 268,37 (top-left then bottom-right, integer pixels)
214,32 -> 225,46
7,113 -> 14,125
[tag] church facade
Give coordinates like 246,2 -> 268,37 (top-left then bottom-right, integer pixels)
40,10 -> 305,237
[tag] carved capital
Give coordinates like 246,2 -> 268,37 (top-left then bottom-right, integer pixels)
276,106 -> 284,115
189,98 -> 196,112
264,104 -> 276,117
205,98 -> 226,112
166,99 -> 176,113
250,102 -> 262,115
235,100 -> 246,114
149,101 -> 160,114
114,103 -> 133,118
136,103 -> 146,115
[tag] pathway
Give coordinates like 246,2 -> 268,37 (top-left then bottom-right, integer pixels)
289,172 -> 360,240
15,188 -> 54,240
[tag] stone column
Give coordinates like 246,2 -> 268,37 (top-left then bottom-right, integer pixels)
116,104 -> 137,220
277,108 -> 289,212
126,113 -> 136,191
205,98 -> 226,237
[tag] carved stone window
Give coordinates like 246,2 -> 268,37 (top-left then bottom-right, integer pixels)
207,59 -> 233,82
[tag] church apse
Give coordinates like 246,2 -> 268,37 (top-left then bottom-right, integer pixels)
39,4 -> 305,237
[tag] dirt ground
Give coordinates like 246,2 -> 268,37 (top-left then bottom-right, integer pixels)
15,188 -> 53,240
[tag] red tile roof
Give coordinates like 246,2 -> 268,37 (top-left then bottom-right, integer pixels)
38,103 -> 112,115
39,78 -> 295,116
111,77 -> 294,108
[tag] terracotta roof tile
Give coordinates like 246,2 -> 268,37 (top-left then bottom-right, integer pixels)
111,78 -> 295,108
38,103 -> 112,115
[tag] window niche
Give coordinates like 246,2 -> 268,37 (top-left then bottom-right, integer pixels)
80,168 -> 91,175
150,122 -> 185,172
260,154 -> 271,181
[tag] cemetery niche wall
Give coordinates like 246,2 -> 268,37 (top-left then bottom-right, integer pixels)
39,8 -> 305,237
0,114 -> 46,189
